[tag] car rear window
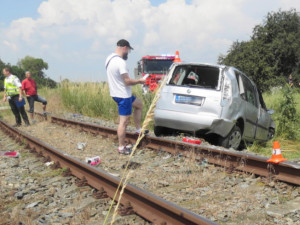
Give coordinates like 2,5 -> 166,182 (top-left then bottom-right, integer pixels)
169,65 -> 220,90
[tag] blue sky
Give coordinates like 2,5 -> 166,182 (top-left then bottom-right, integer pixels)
0,0 -> 299,82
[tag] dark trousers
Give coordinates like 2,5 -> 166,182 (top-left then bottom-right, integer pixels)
8,95 -> 30,125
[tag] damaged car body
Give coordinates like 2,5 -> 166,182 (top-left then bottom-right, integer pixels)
154,63 -> 275,150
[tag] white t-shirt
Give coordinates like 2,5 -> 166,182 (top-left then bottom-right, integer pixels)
105,53 -> 131,98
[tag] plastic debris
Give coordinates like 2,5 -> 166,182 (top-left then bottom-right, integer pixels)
77,142 -> 87,150
85,156 -> 101,166
163,154 -> 171,160
45,161 -> 54,166
182,137 -> 201,145
0,151 -> 19,158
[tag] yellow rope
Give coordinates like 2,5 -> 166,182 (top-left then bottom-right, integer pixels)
103,72 -> 170,225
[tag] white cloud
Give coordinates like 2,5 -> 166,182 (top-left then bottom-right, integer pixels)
2,40 -> 18,51
0,0 -> 299,81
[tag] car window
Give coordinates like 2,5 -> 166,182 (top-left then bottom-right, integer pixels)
242,75 -> 258,107
169,65 -> 220,90
235,71 -> 258,107
235,71 -> 246,100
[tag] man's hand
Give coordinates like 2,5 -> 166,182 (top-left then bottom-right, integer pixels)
3,96 -> 7,102
18,96 -> 23,102
26,94 -> 30,97
138,78 -> 145,84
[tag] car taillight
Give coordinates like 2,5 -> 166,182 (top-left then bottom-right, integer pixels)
221,76 -> 232,106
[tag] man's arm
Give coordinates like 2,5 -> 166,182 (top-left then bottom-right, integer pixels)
18,87 -> 24,101
14,77 -> 23,101
121,73 -> 145,86
21,82 -> 27,97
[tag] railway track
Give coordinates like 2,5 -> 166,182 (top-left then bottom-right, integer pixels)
34,113 -> 300,186
0,118 -> 216,225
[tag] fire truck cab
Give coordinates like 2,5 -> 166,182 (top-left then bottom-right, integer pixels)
134,55 -> 175,92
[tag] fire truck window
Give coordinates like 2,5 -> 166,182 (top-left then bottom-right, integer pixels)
143,59 -> 174,74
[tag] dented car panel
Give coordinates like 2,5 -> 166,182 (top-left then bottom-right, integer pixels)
154,63 -> 275,145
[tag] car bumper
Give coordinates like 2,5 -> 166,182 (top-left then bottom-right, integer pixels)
154,109 -> 234,137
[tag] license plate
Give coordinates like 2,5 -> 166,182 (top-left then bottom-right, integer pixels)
175,95 -> 203,106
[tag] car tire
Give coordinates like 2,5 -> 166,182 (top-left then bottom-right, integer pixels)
154,126 -> 168,137
267,128 -> 275,140
219,125 -> 242,150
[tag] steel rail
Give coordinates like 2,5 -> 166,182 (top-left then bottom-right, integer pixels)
0,119 -> 216,225
49,115 -> 300,186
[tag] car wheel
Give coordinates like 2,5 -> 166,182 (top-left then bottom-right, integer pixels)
154,126 -> 168,137
267,128 -> 275,140
220,125 -> 242,150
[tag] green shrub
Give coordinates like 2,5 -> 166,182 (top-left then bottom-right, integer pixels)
276,85 -> 298,140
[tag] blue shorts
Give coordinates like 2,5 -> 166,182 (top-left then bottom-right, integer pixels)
112,96 -> 136,116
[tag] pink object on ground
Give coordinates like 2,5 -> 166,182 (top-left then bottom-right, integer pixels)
3,152 -> 20,158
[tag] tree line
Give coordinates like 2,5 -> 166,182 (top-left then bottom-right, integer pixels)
0,56 -> 56,91
218,9 -> 300,91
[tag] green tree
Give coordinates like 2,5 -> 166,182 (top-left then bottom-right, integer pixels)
18,56 -> 48,79
0,59 -> 5,91
18,56 -> 56,88
218,9 -> 300,90
0,56 -> 56,90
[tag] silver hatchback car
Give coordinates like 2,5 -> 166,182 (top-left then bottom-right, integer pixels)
154,63 -> 275,150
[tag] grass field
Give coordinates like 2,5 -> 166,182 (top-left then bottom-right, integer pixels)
1,84 -> 300,160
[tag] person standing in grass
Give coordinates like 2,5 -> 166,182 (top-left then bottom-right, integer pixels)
22,71 -> 48,123
105,39 -> 146,155
2,67 -> 30,127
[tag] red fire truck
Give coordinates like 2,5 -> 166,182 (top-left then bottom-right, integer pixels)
134,54 -> 175,92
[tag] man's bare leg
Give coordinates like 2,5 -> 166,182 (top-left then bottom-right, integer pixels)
118,115 -> 130,148
132,98 -> 143,130
42,105 -> 46,112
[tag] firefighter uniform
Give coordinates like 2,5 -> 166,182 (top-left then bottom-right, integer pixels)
4,74 -> 30,126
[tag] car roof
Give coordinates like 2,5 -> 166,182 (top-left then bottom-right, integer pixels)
173,62 -> 226,69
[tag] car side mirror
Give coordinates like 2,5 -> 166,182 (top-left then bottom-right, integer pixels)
267,109 -> 275,115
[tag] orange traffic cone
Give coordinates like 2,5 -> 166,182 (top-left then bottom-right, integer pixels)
267,141 -> 287,164
173,51 -> 182,63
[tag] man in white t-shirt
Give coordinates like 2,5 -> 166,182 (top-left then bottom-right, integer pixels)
105,39 -> 145,155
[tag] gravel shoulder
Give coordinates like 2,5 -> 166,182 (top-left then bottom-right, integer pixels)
0,129 -> 150,225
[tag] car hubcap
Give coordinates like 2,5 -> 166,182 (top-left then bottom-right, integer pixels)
229,131 -> 241,149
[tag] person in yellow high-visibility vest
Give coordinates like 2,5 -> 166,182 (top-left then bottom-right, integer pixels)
2,67 -> 30,127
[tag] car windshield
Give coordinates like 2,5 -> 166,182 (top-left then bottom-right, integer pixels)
143,59 -> 174,74
169,65 -> 220,90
